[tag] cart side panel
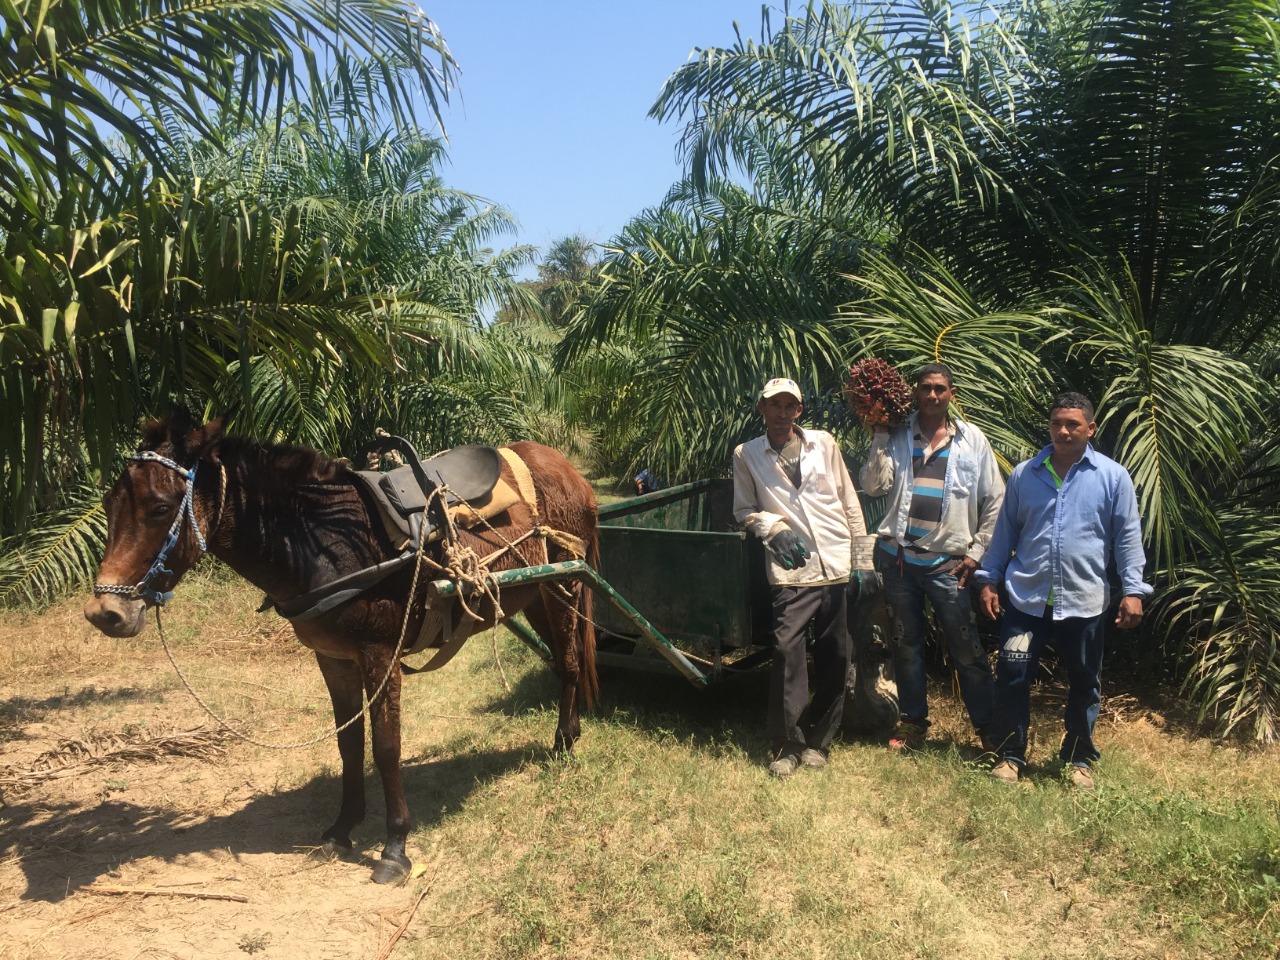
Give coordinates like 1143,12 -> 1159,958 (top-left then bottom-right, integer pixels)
597,479 -> 741,532
596,527 -> 766,651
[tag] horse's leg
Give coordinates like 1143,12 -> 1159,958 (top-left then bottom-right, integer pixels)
361,645 -> 413,885
314,653 -> 366,857
525,583 -> 583,752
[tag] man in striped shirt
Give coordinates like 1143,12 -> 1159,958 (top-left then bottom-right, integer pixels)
858,363 -> 1005,753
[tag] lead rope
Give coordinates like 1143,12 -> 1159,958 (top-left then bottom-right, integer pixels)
153,494 -> 437,751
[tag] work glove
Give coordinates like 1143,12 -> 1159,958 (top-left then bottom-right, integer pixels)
765,527 -> 811,570
850,568 -> 884,602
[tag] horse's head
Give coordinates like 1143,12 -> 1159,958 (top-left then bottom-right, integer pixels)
84,412 -> 226,637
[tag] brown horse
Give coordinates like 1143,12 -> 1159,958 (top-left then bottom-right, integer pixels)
83,413 -> 598,884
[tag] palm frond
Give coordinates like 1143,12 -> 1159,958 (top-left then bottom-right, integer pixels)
0,0 -> 455,220
1151,509 -> 1280,743
1062,265 -> 1263,573
839,251 -> 1057,469
0,487 -> 106,609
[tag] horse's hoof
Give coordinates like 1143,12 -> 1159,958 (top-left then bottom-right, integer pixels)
311,839 -> 351,863
371,855 -> 411,885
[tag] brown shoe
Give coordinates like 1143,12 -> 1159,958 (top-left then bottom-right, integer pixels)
991,759 -> 1020,784
768,753 -> 800,779
888,721 -> 926,753
800,747 -> 827,770
1069,764 -> 1095,791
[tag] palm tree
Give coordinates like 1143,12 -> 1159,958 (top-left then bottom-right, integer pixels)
534,235 -> 599,329
588,0 -> 1280,739
185,111 -> 540,452
0,1 -> 469,602
559,167 -> 873,481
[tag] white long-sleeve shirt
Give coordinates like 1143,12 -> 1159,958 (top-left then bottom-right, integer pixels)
732,427 -> 875,587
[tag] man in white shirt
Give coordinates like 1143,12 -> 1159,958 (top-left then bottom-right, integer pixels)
733,377 -> 878,778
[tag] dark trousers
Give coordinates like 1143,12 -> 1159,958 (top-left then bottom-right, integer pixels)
768,584 -> 852,755
991,604 -> 1105,768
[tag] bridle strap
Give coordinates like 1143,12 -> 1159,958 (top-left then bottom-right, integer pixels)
93,451 -> 223,606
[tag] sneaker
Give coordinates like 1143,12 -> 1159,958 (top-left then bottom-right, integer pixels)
799,747 -> 827,770
991,759 -> 1020,784
768,754 -> 800,779
1069,764 -> 1095,791
979,732 -> 998,755
888,721 -> 926,753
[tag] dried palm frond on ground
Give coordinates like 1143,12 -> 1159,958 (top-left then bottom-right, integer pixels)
0,726 -> 228,793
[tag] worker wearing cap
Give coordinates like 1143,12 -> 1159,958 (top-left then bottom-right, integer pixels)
733,377 -> 879,778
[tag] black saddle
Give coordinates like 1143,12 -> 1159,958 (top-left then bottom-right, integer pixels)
352,436 -> 503,550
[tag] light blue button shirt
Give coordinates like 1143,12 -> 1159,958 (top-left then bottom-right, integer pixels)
976,444 -> 1153,619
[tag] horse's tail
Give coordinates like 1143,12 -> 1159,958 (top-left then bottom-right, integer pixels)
579,526 -> 600,710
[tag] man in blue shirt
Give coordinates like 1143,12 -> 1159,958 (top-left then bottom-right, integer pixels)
975,392 -> 1152,789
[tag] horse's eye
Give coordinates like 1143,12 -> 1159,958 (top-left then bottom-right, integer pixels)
148,503 -> 174,519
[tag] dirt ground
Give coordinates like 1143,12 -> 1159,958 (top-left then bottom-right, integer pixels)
0,597 -> 468,960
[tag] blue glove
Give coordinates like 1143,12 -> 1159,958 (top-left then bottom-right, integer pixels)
766,529 -> 811,570
850,568 -> 883,601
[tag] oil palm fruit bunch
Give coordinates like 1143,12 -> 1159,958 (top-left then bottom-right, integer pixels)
845,359 -> 912,427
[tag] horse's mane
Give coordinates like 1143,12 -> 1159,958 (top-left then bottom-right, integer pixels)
214,434 -> 352,489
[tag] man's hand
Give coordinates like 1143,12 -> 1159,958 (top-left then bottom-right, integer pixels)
954,556 -> 980,588
850,568 -> 883,601
979,584 -> 1001,620
766,529 -> 811,570
1115,595 -> 1143,629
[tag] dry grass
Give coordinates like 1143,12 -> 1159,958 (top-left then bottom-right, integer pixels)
1,571 -> 1277,959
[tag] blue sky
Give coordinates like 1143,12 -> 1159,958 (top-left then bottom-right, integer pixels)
427,1 -> 772,268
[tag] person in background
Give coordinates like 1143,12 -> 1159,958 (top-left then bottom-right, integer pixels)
634,468 -> 660,495
733,377 -> 879,778
858,363 -> 1004,753
976,391 -> 1152,790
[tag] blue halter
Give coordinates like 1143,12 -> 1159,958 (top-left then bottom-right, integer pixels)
93,451 -> 210,606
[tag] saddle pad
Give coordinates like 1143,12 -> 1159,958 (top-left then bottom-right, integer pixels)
452,477 -> 521,528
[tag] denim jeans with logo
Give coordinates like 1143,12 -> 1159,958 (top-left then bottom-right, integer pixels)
876,547 -> 993,735
991,604 -> 1105,768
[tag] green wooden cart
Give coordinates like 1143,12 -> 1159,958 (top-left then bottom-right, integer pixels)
426,477 -> 895,710
426,478 -> 768,687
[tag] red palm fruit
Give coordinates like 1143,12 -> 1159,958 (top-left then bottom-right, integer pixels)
844,358 -> 912,426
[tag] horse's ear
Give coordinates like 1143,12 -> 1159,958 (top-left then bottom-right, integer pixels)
139,416 -> 170,451
173,416 -> 224,462
194,418 -> 226,458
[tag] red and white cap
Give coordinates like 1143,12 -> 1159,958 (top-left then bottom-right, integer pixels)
760,377 -> 802,401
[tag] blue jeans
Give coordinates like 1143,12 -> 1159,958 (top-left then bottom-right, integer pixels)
991,604 -> 1105,768
875,546 -> 993,735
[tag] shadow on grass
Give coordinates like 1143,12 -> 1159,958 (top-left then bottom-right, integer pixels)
0,686 -> 170,743
3,746 -> 532,902
485,656 -> 775,757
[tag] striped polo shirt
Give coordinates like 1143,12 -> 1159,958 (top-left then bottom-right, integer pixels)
890,423 -> 955,567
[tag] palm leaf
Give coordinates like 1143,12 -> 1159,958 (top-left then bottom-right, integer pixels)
0,487 -> 106,609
